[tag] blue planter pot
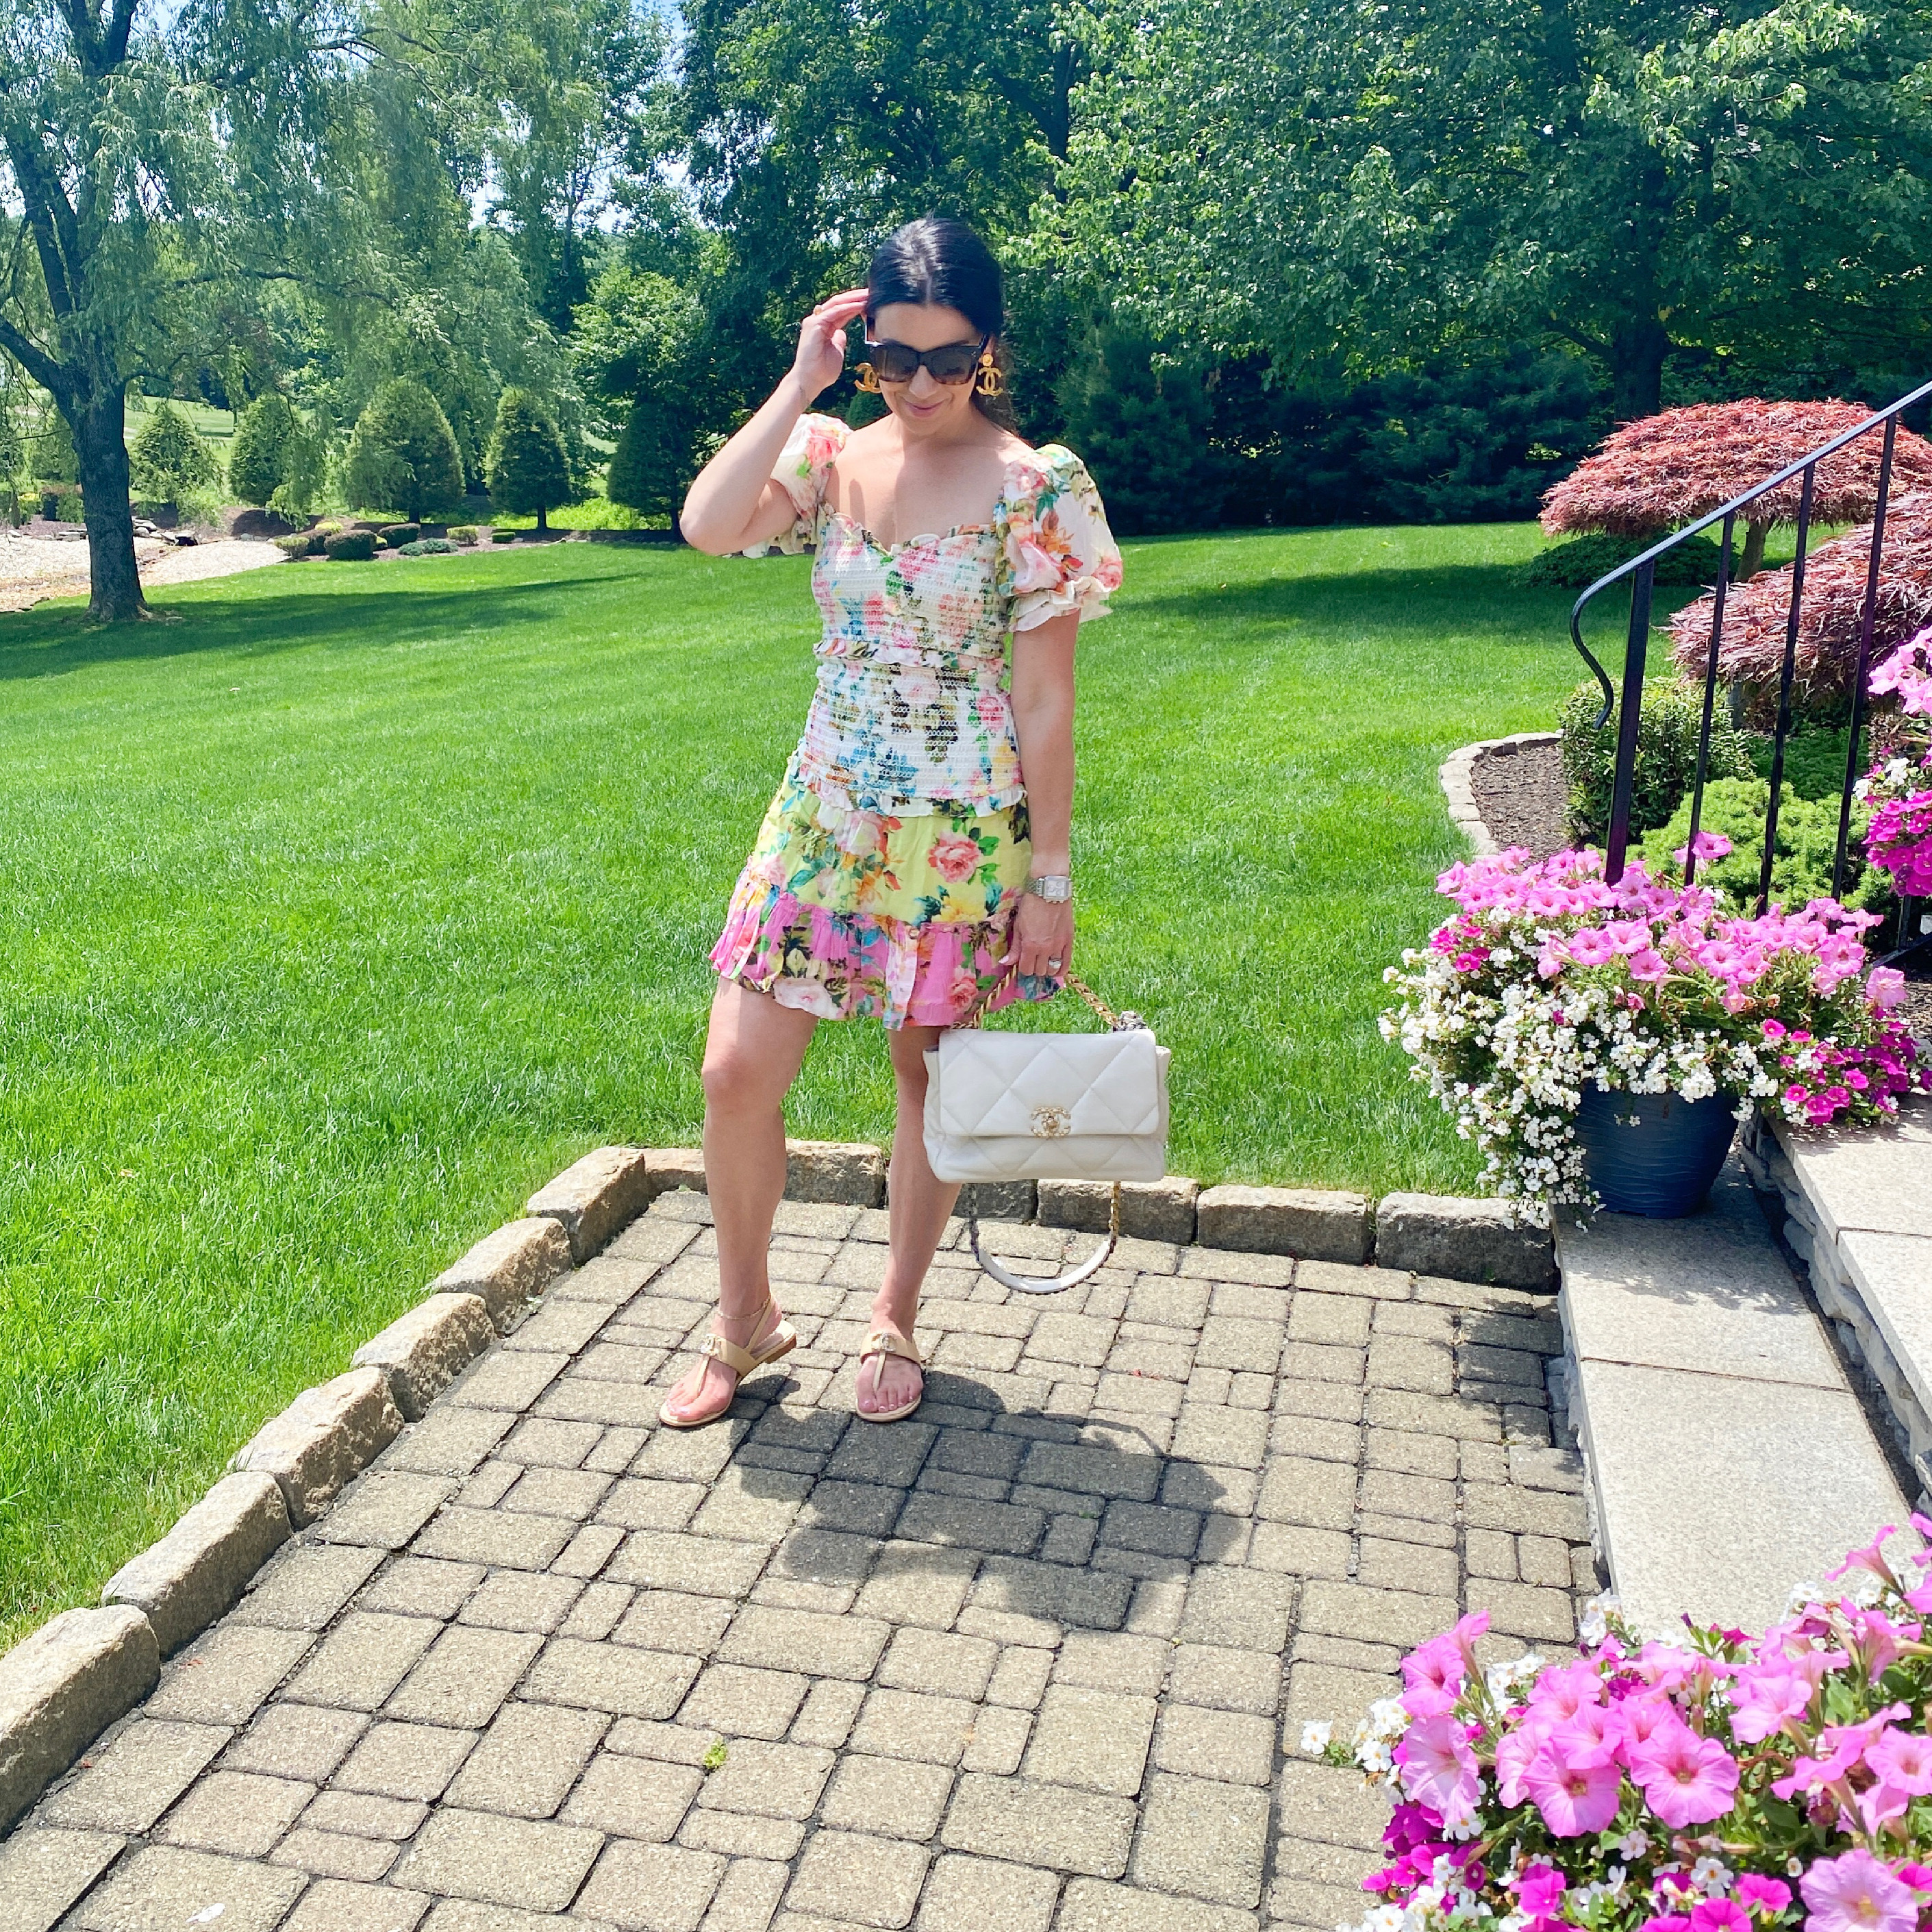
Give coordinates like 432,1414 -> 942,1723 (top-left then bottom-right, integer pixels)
1573,1086 -> 1738,1217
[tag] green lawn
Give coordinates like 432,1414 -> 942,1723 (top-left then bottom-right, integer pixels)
0,524 -> 1644,1640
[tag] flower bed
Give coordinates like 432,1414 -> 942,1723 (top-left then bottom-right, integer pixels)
1313,1525 -> 1932,1932
1381,848 -> 1923,1218
1859,634 -> 1932,902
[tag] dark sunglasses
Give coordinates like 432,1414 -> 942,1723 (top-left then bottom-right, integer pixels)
860,334 -> 988,386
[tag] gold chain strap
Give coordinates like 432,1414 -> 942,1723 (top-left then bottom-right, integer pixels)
960,964 -> 1131,1031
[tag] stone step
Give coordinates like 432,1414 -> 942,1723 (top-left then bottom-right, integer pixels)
1555,1155 -> 1911,1635
1742,1095 -> 1932,1498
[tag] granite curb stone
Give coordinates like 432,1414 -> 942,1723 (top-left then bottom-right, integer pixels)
1038,1177 -> 1200,1244
527,1144 -> 655,1261
785,1139 -> 888,1207
353,1294 -> 499,1421
1376,1194 -> 1555,1293
1196,1185 -> 1372,1264
0,1609 -> 160,1832
229,1369 -> 405,1528
427,1216 -> 573,1329
99,1472 -> 292,1655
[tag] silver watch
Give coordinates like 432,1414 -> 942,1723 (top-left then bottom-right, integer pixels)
1026,874 -> 1072,903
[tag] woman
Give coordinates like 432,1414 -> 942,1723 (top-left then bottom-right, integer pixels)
666,216 -> 1121,1429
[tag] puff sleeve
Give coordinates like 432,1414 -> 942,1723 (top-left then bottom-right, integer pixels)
759,411 -> 850,554
1001,447 -> 1123,631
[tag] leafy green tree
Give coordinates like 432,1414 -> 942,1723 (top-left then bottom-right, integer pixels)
344,380 -> 466,521
486,388 -> 571,531
1053,0 -> 1932,418
129,403 -> 221,509
229,394 -> 299,508
0,392 -> 25,525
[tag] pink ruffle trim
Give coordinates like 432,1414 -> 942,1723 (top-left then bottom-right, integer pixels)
710,884 -> 1046,1029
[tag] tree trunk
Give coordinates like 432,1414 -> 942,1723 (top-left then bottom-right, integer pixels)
536,505 -> 548,534
1738,518 -> 1770,580
72,381 -> 147,623
1609,317 -> 1669,423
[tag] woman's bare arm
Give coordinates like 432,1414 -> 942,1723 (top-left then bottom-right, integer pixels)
1006,612 -> 1079,977
680,288 -> 868,556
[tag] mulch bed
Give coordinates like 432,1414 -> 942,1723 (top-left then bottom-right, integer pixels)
1466,738 -> 1932,1044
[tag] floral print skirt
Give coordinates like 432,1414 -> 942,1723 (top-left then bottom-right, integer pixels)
710,769 -> 1062,1028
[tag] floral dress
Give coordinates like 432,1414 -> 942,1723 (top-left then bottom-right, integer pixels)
710,412 -> 1123,1028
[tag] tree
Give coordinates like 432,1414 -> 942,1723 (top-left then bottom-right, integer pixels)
0,0 -> 351,618
1052,0 -> 1932,419
129,403 -> 221,509
486,388 -> 570,531
1670,492 -> 1932,707
1055,328 -> 1221,536
1542,401 -> 1932,579
229,393 -> 299,507
0,392 -> 24,525
343,380 -> 466,522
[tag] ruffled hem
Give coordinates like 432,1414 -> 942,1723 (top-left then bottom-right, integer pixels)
1013,577 -> 1116,631
710,881 -> 1059,1029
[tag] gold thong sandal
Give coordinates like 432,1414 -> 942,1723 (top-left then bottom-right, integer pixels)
856,1329 -> 924,1425
657,1298 -> 797,1429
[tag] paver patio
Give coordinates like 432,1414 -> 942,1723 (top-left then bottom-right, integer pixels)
6,1190 -> 1595,1932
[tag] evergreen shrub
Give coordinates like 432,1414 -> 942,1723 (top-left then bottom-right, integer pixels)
449,525 -> 478,545
229,394 -> 299,507
396,538 -> 454,555
130,402 -> 221,512
486,389 -> 571,533
1516,531 -> 1726,590
1559,676 -> 1754,842
383,524 -> 421,549
323,530 -> 377,561
343,381 -> 464,523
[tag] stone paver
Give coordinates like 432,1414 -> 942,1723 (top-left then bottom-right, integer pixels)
21,1194 -> 1592,1929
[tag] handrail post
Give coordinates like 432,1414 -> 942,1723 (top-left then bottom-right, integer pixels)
1685,512 -> 1735,886
1604,560 -> 1655,886
1833,418 -> 1897,901
1759,462 -> 1816,916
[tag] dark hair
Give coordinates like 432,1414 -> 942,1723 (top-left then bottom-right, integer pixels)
866,216 -> 1014,424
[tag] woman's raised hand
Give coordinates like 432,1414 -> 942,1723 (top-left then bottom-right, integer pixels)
792,288 -> 870,403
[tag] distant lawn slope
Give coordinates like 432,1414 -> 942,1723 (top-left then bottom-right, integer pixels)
0,524 -> 1640,1639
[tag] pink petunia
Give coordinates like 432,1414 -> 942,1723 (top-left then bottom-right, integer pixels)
1627,1718 -> 1740,1827
1628,948 -> 1670,983
1523,1732 -> 1622,1837
1694,1903 -> 1753,1932
1738,1877 -> 1793,1918
1393,1713 -> 1481,1824
1865,1727 -> 1932,1796
1568,927 -> 1616,966
1798,1851 -> 1920,1932
1400,1634 -> 1467,1718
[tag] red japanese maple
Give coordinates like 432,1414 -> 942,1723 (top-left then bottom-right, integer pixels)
1542,400 -> 1932,578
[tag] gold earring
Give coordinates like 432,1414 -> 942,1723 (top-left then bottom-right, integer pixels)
975,350 -> 1005,398
855,362 -> 882,394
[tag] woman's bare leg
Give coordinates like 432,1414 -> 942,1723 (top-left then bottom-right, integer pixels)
662,977 -> 817,1423
860,1023 -> 959,1415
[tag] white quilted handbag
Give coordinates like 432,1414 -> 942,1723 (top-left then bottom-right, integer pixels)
923,975 -> 1170,1294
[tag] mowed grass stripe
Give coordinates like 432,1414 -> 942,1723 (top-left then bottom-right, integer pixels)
0,527 -> 1631,1639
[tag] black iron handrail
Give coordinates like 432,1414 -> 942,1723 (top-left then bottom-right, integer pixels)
1569,377 -> 1932,955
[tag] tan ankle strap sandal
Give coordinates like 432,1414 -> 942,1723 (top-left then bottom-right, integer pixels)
658,1297 -> 797,1429
856,1329 -> 924,1425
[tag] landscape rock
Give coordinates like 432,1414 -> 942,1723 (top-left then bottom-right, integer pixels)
100,1472 -> 290,1655
1039,1177 -> 1201,1244
956,1179 -> 1038,1222
0,1607 -> 160,1832
1196,1185 -> 1372,1262
786,1139 -> 887,1207
229,1367 -> 404,1527
527,1145 -> 654,1260
1376,1193 -> 1555,1291
647,1147 -> 707,1195
429,1216 -> 571,1329
353,1293 -> 497,1420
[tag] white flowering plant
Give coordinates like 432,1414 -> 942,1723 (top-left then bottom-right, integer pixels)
1379,846 -> 1924,1219
1310,1525 -> 1932,1932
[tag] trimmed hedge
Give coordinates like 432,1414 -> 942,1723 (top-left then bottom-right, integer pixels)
323,530 -> 377,562
397,538 -> 455,555
382,523 -> 421,549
